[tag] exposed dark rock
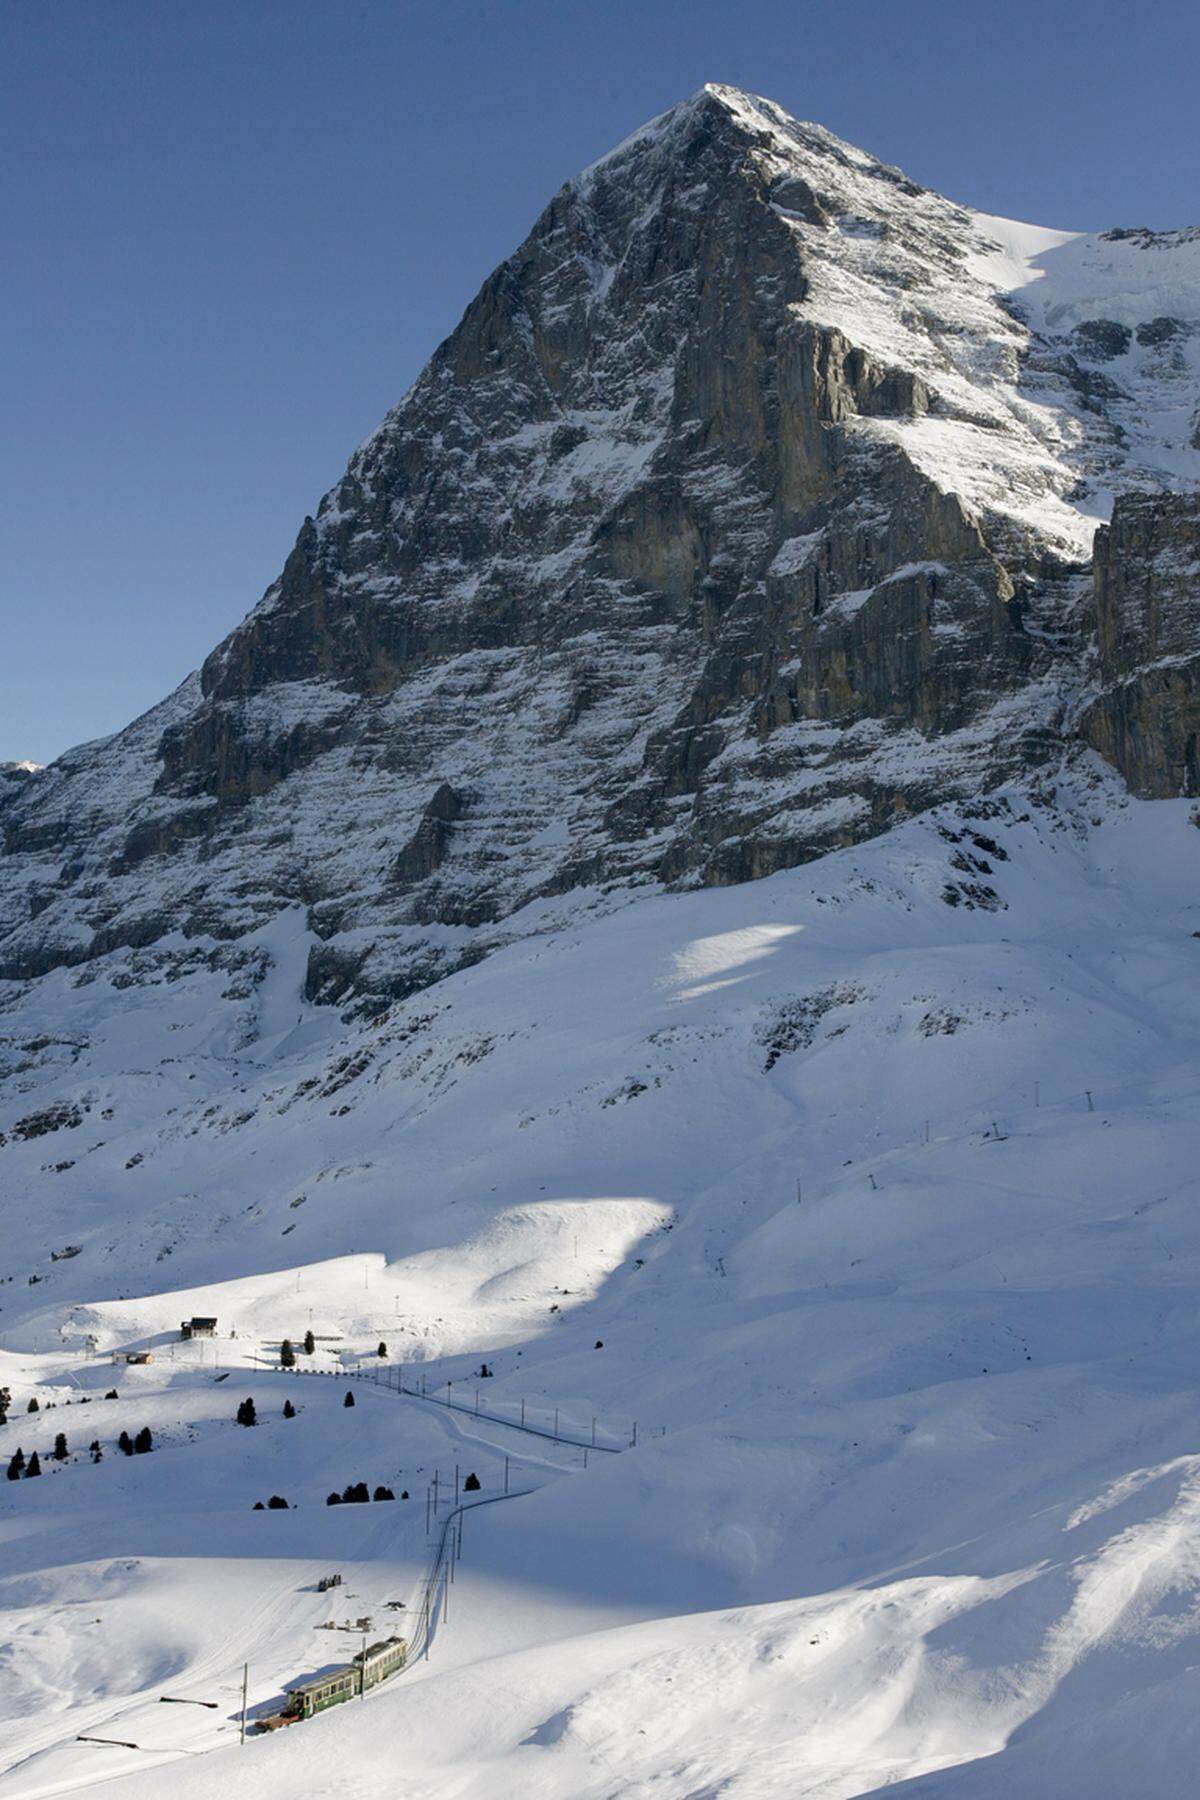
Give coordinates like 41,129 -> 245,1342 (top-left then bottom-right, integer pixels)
1071,319 -> 1132,360
1081,491 -> 1200,797
393,783 -> 465,885
1136,316 -> 1187,347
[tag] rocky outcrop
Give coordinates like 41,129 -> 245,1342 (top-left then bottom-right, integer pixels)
1081,491 -> 1200,797
393,784 -> 465,885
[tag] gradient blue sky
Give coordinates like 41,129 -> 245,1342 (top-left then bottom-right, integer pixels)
4,0 -> 1197,764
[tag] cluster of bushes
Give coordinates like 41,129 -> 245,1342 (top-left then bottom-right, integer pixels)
279,1329 -> 326,1367
276,1336 -> 388,1370
326,1482 -> 403,1505
235,1397 -> 295,1424
1,1388 -> 120,1427
253,1495 -> 290,1510
6,1427 -> 145,1479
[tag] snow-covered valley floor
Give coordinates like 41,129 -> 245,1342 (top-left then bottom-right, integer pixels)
3,768 -> 1200,1797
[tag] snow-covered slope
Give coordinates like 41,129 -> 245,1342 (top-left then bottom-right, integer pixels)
4,770 -> 1200,1796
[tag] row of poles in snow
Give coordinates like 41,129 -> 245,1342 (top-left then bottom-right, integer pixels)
789,1080 -> 1122,1209
364,1363 -> 639,1453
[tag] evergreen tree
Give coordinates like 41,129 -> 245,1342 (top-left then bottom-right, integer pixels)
253,1500 -> 264,1510
118,1430 -> 133,1456
377,1341 -> 387,1358
26,1397 -> 39,1413
53,1432 -> 67,1461
326,1491 -> 342,1506
400,1489 -> 409,1500
343,1390 -> 355,1409
372,1485 -> 395,1501
464,1471 -> 481,1491
90,1440 -> 102,1463
25,1451 -> 41,1477
105,1389 -> 118,1400
283,1399 -> 296,1419
0,1384 -> 11,1424
6,1449 -> 24,1481
303,1329 -> 315,1355
267,1495 -> 289,1509
237,1398 -> 257,1427
134,1426 -> 152,1454
280,1338 -> 296,1369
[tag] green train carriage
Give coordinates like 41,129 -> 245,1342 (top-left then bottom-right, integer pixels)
263,1635 -> 408,1727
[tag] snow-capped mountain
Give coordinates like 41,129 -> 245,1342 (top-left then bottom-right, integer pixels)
3,84 -> 1198,1009
2,86 -> 1200,1800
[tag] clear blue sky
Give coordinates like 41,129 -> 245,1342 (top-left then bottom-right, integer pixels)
3,0 -> 1197,765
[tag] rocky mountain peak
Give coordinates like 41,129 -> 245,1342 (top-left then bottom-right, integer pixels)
3,89 -> 1200,1010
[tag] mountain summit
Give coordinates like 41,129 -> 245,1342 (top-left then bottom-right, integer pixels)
3,87 -> 1199,1008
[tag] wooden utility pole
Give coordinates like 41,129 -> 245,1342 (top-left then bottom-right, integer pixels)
239,1663 -> 248,1745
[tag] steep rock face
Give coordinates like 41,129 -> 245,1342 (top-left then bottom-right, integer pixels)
2,86 -> 1199,1008
1082,491 -> 1200,796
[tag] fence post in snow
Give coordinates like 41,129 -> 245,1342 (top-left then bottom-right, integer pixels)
631,1421 -> 638,1448
504,1455 -> 509,1494
1087,1090 -> 1094,1112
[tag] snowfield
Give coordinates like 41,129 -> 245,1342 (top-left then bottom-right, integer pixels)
3,768 -> 1200,1796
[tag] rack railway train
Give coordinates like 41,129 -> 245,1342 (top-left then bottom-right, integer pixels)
256,1635 -> 407,1729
